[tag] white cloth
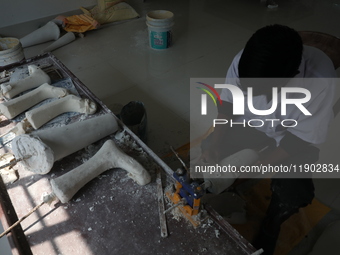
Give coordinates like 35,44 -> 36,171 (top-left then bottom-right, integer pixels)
220,46 -> 337,145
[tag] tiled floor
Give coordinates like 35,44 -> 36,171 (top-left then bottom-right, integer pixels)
1,0 -> 340,254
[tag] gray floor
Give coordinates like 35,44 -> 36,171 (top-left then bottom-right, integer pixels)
0,223 -> 12,255
1,0 -> 340,254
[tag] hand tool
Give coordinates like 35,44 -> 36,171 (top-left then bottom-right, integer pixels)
165,167 -> 205,227
165,146 -> 206,227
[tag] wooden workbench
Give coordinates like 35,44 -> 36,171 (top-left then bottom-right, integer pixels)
0,53 -> 258,255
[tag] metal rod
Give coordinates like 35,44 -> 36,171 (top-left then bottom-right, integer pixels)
156,168 -> 168,238
163,198 -> 186,215
0,201 -> 44,238
170,146 -> 189,172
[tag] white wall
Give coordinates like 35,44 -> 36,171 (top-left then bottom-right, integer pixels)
0,0 -> 97,28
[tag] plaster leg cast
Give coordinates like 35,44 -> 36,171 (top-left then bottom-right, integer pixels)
0,65 -> 51,99
0,83 -> 68,119
50,139 -> 151,203
26,95 -> 97,129
20,21 -> 60,48
11,114 -> 119,174
0,95 -> 96,139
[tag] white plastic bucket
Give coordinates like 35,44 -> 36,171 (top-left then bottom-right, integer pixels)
0,38 -> 25,67
146,10 -> 174,50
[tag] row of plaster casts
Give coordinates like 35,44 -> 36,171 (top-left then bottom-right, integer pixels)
50,139 -> 151,203
0,95 -> 97,138
3,64 -> 151,204
0,83 -> 68,119
12,113 -> 120,174
0,65 -> 51,99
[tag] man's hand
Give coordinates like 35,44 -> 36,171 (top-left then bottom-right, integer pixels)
259,146 -> 290,166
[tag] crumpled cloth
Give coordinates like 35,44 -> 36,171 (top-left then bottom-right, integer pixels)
81,2 -> 139,25
63,14 -> 100,33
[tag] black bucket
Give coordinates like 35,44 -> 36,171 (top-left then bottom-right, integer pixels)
120,101 -> 147,143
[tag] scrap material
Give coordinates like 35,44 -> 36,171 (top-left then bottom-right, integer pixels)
156,168 -> 168,238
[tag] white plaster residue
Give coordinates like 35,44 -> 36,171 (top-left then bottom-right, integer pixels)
114,130 -> 125,141
215,230 -> 220,238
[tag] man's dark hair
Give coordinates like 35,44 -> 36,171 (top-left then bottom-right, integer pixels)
238,24 -> 303,78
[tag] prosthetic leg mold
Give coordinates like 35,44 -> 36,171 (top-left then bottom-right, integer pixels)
50,139 -> 151,203
11,114 -> 119,174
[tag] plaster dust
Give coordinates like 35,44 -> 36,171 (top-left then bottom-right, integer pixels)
81,144 -> 229,253
112,131 -> 225,239
132,29 -> 148,49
